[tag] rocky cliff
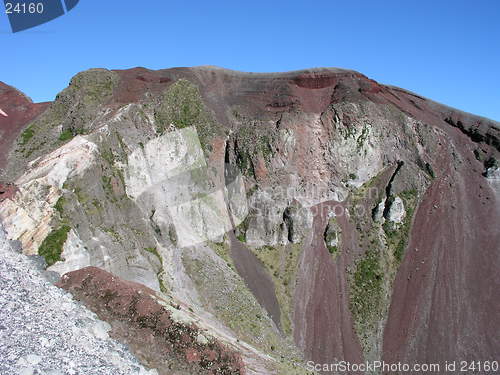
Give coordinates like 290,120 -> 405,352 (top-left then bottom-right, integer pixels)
0,66 -> 498,374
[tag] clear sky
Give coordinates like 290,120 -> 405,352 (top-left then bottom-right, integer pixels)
1,0 -> 499,121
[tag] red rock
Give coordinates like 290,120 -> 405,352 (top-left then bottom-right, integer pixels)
185,348 -> 201,363
57,266 -> 246,375
0,182 -> 18,202
0,82 -> 48,171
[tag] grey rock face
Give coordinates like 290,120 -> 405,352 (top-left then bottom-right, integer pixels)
372,198 -> 386,223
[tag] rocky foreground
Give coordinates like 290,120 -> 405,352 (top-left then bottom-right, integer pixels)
0,224 -> 158,375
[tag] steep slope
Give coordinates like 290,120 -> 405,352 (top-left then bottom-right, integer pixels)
0,81 -> 48,203
0,66 -> 498,374
0,224 -> 157,375
0,82 -> 48,170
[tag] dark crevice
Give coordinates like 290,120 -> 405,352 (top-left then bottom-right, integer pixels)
275,113 -> 283,129
282,207 -> 294,242
483,156 -> 499,177
224,138 -> 230,164
444,117 -> 500,152
224,139 -> 243,186
424,162 -> 435,179
382,161 -> 404,219
234,139 -> 256,179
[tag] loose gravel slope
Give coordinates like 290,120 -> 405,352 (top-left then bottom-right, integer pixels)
0,224 -> 157,375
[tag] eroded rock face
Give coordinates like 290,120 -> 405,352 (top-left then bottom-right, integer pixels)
0,66 -> 499,374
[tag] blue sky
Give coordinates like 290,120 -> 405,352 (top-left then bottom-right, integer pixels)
1,0 -> 499,121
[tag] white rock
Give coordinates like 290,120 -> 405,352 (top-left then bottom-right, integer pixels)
19,367 -> 34,375
196,333 -> 209,345
39,337 -> 50,347
25,354 -> 41,365
91,320 -> 112,340
0,136 -> 99,255
388,196 -> 406,224
485,167 -> 500,199
373,198 -> 386,222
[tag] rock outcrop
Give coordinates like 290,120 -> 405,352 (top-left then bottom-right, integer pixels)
0,66 -> 498,374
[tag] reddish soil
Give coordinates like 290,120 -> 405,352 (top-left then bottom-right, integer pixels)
0,82 -> 49,172
228,232 -> 282,330
382,113 -> 500,368
293,201 -> 364,372
112,67 -> 172,104
0,182 -> 18,202
57,266 -> 246,375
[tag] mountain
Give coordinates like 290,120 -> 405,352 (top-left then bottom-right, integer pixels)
0,67 -> 498,374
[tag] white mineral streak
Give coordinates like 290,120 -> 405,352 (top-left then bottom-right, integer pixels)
125,126 -> 248,247
0,136 -> 99,254
125,126 -> 206,199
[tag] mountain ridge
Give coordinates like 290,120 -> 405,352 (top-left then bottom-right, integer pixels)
0,66 -> 498,374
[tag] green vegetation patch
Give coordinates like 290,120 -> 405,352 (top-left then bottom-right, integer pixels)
347,174 -> 419,359
38,225 -> 71,267
208,240 -> 235,271
58,129 -> 74,142
155,79 -> 204,130
235,124 -> 276,171
144,246 -> 162,265
235,148 -> 255,178
383,189 -> 417,263
20,125 -> 35,145
356,123 -> 370,151
155,79 -> 222,151
327,244 -> 338,255
252,243 -> 303,337
235,217 -> 249,243
11,69 -> 117,164
259,134 -> 273,160
350,248 -> 383,329
54,196 -> 66,215
101,226 -> 121,242
182,249 -> 304,368
69,69 -> 117,111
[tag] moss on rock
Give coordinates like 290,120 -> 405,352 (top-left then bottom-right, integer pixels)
38,225 -> 71,266
383,189 -> 417,263
154,79 -> 222,152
